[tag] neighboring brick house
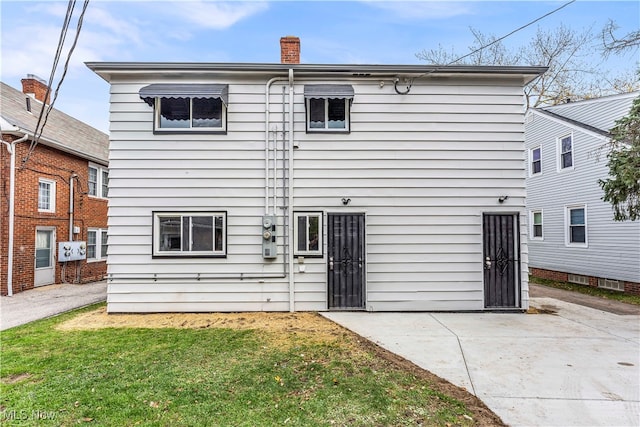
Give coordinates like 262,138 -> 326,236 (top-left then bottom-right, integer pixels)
1,76 -> 109,296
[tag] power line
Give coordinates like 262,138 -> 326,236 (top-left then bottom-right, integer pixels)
396,0 -> 577,93
22,0 -> 91,167
442,0 -> 576,68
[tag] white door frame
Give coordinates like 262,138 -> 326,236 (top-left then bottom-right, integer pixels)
34,227 -> 56,287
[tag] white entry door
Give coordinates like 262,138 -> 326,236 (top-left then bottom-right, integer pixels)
35,228 -> 56,286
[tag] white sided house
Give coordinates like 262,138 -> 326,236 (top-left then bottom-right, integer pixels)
88,37 -> 546,313
525,92 -> 640,295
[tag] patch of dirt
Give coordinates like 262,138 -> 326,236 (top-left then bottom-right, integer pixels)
1,373 -> 32,384
57,308 -> 504,426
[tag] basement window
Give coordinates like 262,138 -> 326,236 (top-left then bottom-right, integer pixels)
304,85 -> 353,133
598,278 -> 623,291
139,84 -> 228,133
153,211 -> 227,257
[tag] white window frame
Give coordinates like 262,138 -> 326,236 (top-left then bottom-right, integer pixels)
88,163 -> 109,199
87,228 -> 108,262
294,212 -> 323,257
529,146 -> 542,176
306,98 -> 351,133
557,134 -> 574,171
153,211 -> 227,257
565,205 -> 587,247
38,178 -> 56,213
530,210 -> 543,240
154,97 -> 227,133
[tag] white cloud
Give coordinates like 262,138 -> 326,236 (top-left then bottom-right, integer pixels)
167,1 -> 269,30
363,1 -> 473,20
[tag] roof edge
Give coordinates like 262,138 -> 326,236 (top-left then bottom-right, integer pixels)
86,62 -> 547,83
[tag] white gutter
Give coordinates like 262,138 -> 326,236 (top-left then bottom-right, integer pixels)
0,131 -> 29,297
288,68 -> 295,312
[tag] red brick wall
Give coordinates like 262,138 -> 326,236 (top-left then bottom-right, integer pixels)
530,267 -> 640,296
1,136 -> 108,295
21,77 -> 50,104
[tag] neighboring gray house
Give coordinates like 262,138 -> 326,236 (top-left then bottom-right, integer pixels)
88,37 -> 545,313
525,91 -> 640,295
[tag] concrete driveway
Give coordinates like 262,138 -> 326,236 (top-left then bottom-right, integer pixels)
324,299 -> 640,427
0,280 -> 107,331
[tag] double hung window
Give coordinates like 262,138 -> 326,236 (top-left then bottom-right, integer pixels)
87,228 -> 108,261
153,212 -> 226,257
530,146 -> 541,175
558,135 -> 573,170
566,205 -> 587,246
530,210 -> 543,239
38,178 -> 55,212
89,164 -> 109,198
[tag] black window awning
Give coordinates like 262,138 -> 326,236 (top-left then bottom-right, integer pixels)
139,84 -> 229,106
304,84 -> 354,100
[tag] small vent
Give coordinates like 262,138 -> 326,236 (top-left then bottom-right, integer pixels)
25,97 -> 31,112
598,278 -> 623,291
568,274 -> 589,285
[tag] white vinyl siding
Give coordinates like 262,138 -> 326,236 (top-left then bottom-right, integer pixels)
105,76 -> 530,312
526,107 -> 640,284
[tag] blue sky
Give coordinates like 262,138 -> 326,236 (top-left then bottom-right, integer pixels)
1,0 -> 638,133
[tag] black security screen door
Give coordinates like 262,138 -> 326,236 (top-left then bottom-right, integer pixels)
327,213 -> 365,309
483,213 -> 520,308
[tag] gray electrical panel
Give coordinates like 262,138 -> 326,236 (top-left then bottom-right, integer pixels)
262,215 -> 277,259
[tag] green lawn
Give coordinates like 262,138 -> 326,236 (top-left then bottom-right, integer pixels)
530,276 -> 640,305
0,305 -> 491,426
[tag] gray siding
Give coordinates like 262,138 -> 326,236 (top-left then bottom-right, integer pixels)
525,110 -> 640,283
106,74 -> 531,312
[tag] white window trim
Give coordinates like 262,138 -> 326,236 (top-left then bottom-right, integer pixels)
154,97 -> 227,133
556,133 -> 574,172
305,98 -> 351,133
565,204 -> 588,248
294,212 -> 323,257
38,178 -> 56,213
87,228 -> 108,262
153,211 -> 227,257
529,209 -> 543,240
529,146 -> 542,177
88,163 -> 109,199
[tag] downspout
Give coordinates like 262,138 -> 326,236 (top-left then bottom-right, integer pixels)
1,133 -> 29,297
288,68 -> 295,312
69,174 -> 77,241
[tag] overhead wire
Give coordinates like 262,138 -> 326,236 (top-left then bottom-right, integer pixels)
397,0 -> 577,94
22,0 -> 91,167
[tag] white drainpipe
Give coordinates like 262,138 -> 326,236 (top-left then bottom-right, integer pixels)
288,68 -> 295,312
69,173 -> 77,241
1,132 -> 29,297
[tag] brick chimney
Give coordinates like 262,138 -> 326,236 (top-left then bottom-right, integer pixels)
21,74 -> 50,104
280,36 -> 300,64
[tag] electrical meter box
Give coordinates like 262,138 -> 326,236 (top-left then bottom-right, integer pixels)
58,241 -> 87,262
262,215 -> 277,259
